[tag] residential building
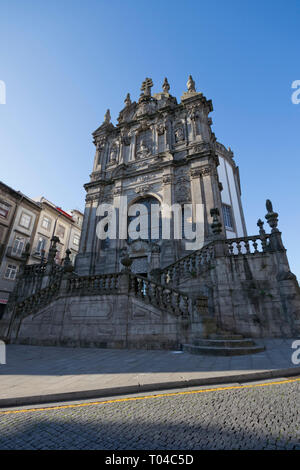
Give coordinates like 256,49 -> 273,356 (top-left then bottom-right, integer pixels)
0,185 -> 83,316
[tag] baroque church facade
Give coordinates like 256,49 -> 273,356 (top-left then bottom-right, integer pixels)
1,76 -> 299,351
76,76 -> 246,278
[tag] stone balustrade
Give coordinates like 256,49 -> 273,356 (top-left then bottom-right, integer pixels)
225,234 -> 271,255
11,270 -> 203,322
160,234 -> 272,285
129,273 -> 192,318
67,273 -> 120,293
15,281 -> 61,317
160,241 -> 215,285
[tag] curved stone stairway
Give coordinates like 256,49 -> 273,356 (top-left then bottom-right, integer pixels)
182,334 -> 265,356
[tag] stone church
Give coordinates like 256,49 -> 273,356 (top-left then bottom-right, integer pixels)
1,76 -> 299,353
76,75 -> 247,278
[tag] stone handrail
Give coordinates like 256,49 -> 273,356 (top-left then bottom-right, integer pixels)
129,273 -> 195,318
224,234 -> 271,255
160,233 -> 271,285
15,280 -> 61,317
67,273 -> 120,293
160,241 -> 215,285
11,270 -> 207,321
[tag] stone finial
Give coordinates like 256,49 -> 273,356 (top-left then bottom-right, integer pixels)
124,93 -> 131,107
187,75 -> 196,93
120,251 -> 133,272
48,236 -> 60,263
162,77 -> 170,93
104,109 -> 111,124
210,208 -> 222,235
265,199 -> 279,232
63,248 -> 74,273
140,77 -> 153,97
257,218 -> 266,236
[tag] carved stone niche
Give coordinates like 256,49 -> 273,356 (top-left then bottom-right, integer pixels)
174,121 -> 185,144
187,104 -> 200,121
135,127 -> 153,159
156,122 -> 166,135
108,143 -> 119,165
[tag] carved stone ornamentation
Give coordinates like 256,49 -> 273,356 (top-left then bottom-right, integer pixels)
191,143 -> 211,155
162,175 -> 172,185
86,193 -> 101,203
175,183 -> 191,203
174,125 -> 185,143
187,75 -> 196,93
157,123 -> 165,135
124,93 -> 131,107
96,138 -> 106,151
140,77 -> 153,97
121,135 -> 131,146
210,208 -> 222,235
265,199 -> 279,233
162,77 -> 170,93
190,168 -> 202,179
188,105 -> 200,121
104,109 -> 111,124
113,187 -> 122,196
136,140 -> 151,159
109,145 -> 119,163
200,166 -> 211,176
135,184 -> 152,195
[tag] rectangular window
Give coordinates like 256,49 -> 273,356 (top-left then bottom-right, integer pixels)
57,224 -> 65,239
35,237 -> 46,254
41,216 -> 51,231
73,234 -> 80,246
222,204 -> 234,230
19,212 -> 31,229
4,264 -> 18,280
0,201 -> 11,219
12,236 -> 25,256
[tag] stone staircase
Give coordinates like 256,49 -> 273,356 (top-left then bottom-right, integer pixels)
182,334 -> 265,356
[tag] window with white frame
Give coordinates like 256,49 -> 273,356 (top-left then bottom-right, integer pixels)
73,234 -> 80,246
222,204 -> 234,230
36,237 -> 46,254
0,201 -> 11,219
12,236 -> 25,256
19,212 -> 31,229
57,224 -> 65,239
41,216 -> 51,231
4,264 -> 18,280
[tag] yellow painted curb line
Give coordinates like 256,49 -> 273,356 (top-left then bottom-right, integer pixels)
0,377 -> 299,415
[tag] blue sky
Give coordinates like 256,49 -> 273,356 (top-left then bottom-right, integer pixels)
0,0 -> 299,278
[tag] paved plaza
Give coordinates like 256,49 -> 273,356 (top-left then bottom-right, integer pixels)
0,338 -> 299,407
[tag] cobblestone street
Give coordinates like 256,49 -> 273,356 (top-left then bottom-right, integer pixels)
0,379 -> 299,450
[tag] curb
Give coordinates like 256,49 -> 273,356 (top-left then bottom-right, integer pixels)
1,366 -> 300,408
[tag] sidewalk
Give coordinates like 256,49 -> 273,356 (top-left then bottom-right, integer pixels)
0,338 -> 299,407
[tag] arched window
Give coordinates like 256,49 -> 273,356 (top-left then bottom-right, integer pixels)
128,196 -> 162,242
